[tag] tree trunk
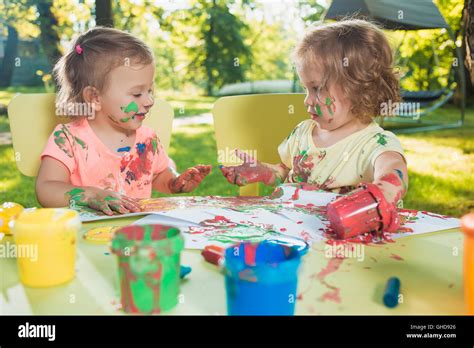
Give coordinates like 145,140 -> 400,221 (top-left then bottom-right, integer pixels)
37,0 -> 62,69
205,0 -> 217,96
95,0 -> 114,27
463,0 -> 474,97
0,25 -> 19,87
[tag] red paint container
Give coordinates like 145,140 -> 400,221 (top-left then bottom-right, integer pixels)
327,183 -> 399,239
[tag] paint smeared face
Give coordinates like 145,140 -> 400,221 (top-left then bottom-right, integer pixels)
99,63 -> 155,131
297,63 -> 355,131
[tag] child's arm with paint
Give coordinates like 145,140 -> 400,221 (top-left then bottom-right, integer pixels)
327,151 -> 408,237
36,157 -> 141,215
219,149 -> 289,186
372,151 -> 408,205
152,164 -> 212,194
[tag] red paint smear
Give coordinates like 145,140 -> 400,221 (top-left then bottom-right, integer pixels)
379,172 -> 402,187
299,230 -> 312,242
291,187 -> 301,200
120,140 -> 154,184
221,162 -> 275,185
421,211 -> 449,220
390,253 -> 404,261
319,288 -> 341,303
317,258 -> 344,282
214,215 -> 230,222
244,243 -> 258,266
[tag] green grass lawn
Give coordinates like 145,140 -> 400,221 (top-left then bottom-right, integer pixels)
0,85 -> 472,217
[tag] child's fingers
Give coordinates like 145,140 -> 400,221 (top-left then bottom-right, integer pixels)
235,149 -> 256,165
89,201 -> 114,216
195,164 -> 212,176
180,181 -> 197,193
234,174 -> 247,186
120,196 -> 142,212
108,200 -> 130,214
170,177 -> 185,193
219,165 -> 230,176
219,165 -> 237,184
185,167 -> 201,177
121,199 -> 141,212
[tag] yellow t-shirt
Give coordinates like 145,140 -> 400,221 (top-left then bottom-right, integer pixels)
278,119 -> 406,194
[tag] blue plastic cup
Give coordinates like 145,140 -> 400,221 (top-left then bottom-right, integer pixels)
224,240 -> 304,315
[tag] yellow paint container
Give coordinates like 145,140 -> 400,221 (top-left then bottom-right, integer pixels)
462,213 -> 474,314
12,208 -> 81,287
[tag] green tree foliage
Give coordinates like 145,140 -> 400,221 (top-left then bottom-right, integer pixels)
244,19 -> 295,81
164,0 -> 252,95
395,0 -> 464,92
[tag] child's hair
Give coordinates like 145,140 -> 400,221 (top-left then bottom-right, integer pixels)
54,27 -> 154,107
292,19 -> 400,122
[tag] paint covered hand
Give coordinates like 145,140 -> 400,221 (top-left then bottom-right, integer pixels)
219,149 -> 276,186
327,182 -> 400,239
169,165 -> 212,193
374,170 -> 407,206
66,187 -> 142,216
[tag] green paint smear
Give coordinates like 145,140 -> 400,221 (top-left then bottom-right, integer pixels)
53,130 -> 65,145
121,101 -> 139,114
144,225 -> 153,242
209,225 -> 276,244
151,138 -> 158,154
375,133 -> 388,146
120,117 -> 130,123
67,188 -> 85,196
53,129 -> 73,158
325,97 -> 334,116
315,104 -> 323,117
299,149 -> 308,161
105,196 -> 119,201
74,136 -> 87,149
67,187 -> 88,207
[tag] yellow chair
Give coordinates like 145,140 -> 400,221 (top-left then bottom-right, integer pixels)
8,93 -> 174,177
213,93 -> 308,196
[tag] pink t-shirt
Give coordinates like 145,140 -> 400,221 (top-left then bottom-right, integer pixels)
40,117 -> 170,199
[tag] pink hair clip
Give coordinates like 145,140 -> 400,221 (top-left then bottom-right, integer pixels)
75,44 -> 83,55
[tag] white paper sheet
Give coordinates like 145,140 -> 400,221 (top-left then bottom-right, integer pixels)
77,184 -> 460,249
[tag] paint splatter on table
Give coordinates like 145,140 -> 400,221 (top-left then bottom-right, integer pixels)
75,184 -> 461,250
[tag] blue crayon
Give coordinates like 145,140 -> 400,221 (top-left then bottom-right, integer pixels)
180,265 -> 192,279
383,277 -> 401,308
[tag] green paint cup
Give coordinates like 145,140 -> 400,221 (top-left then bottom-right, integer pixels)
111,224 -> 184,314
